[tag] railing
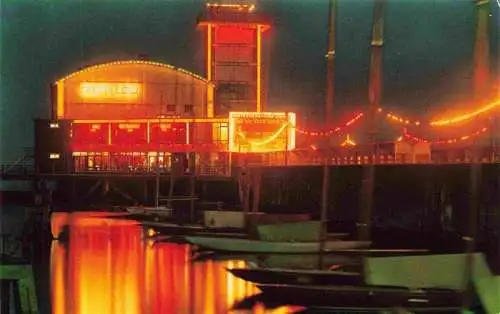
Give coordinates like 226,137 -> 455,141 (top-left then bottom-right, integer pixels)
0,147 -> 35,178
0,163 -> 35,177
232,150 -> 500,168
3,146 -> 500,180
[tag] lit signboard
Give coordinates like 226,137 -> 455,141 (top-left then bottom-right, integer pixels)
228,112 -> 296,153
111,122 -> 147,145
150,122 -> 188,145
72,123 -> 108,145
79,82 -> 141,100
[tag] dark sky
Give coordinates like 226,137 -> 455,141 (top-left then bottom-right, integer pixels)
1,0 -> 499,162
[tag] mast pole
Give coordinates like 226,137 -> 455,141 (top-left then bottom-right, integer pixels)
155,117 -> 160,208
319,0 -> 337,268
358,0 -> 386,242
463,0 -> 490,308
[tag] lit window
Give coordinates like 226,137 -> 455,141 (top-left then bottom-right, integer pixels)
49,122 -> 59,128
49,153 -> 60,159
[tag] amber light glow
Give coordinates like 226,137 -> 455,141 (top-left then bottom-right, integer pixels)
256,24 -> 262,112
228,112 -> 296,153
79,82 -> 141,100
50,212 -> 298,314
340,134 -> 356,147
296,112 -> 363,136
403,127 -> 488,144
430,99 -> 500,126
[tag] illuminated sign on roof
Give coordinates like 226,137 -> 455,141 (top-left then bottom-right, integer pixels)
79,82 -> 141,100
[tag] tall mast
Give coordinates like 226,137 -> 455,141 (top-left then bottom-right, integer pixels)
358,0 -> 386,242
319,0 -> 337,267
473,0 -> 490,100
325,0 -> 337,126
463,0 -> 491,308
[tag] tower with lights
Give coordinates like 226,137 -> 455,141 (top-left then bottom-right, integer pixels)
197,0 -> 270,117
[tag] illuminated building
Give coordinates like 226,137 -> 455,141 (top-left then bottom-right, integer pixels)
197,0 -> 270,115
34,3 -> 294,175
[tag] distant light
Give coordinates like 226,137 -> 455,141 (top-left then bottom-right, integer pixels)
340,134 -> 356,147
49,122 -> 59,128
147,228 -> 156,237
49,153 -> 60,159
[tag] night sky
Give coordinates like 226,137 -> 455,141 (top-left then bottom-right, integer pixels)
1,0 -> 499,164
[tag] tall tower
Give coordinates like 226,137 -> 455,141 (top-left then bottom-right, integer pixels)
197,0 -> 270,117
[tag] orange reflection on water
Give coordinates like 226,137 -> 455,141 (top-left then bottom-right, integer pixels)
50,212 -> 298,314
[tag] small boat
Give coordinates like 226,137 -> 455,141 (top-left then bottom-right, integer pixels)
256,221 -> 348,242
126,206 -> 173,217
256,284 -> 463,309
228,267 -> 363,286
183,236 -> 371,254
144,221 -> 247,237
192,251 -> 359,269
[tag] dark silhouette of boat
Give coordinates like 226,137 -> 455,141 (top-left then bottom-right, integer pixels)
228,267 -> 363,286
256,284 -> 463,310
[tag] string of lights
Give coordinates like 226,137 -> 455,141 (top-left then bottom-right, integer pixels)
403,127 -> 488,144
377,108 -> 421,126
295,98 -> 499,140
380,98 -> 500,127
295,113 -> 364,136
429,99 -> 500,126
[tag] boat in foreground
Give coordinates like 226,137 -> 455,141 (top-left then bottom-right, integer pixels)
193,251 -> 359,269
256,283 -> 463,309
126,206 -> 173,217
228,267 -> 363,286
184,236 -> 371,254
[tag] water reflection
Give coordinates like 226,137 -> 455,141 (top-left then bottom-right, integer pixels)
50,212 -> 299,314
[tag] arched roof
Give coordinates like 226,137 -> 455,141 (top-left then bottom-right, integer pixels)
55,60 -> 208,84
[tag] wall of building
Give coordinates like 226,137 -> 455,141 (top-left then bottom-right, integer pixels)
54,61 -> 214,120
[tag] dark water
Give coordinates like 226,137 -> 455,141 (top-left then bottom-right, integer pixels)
49,212 -> 301,314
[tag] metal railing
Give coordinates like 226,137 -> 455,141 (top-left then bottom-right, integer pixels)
0,147 -> 35,178
3,146 -> 500,180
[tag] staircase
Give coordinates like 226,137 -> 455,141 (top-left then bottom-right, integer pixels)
0,148 -> 35,180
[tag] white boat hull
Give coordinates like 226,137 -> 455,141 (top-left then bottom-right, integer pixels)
184,236 -> 371,254
126,206 -> 173,217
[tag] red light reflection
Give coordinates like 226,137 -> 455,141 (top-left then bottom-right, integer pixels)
50,213 -> 299,313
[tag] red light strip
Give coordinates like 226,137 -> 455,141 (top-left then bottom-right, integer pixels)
403,127 -> 488,144
296,113 -> 364,136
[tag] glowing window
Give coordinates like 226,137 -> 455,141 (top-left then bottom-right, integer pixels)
79,82 -> 141,100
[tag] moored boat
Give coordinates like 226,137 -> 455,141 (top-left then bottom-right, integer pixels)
183,236 -> 371,254
126,206 -> 173,217
228,267 -> 363,286
256,284 -> 463,309
256,220 -> 348,242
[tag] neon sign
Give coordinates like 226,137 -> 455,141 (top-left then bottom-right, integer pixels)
79,82 -> 141,99
228,112 -> 296,153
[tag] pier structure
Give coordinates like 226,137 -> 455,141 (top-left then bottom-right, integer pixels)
0,0 -> 498,247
